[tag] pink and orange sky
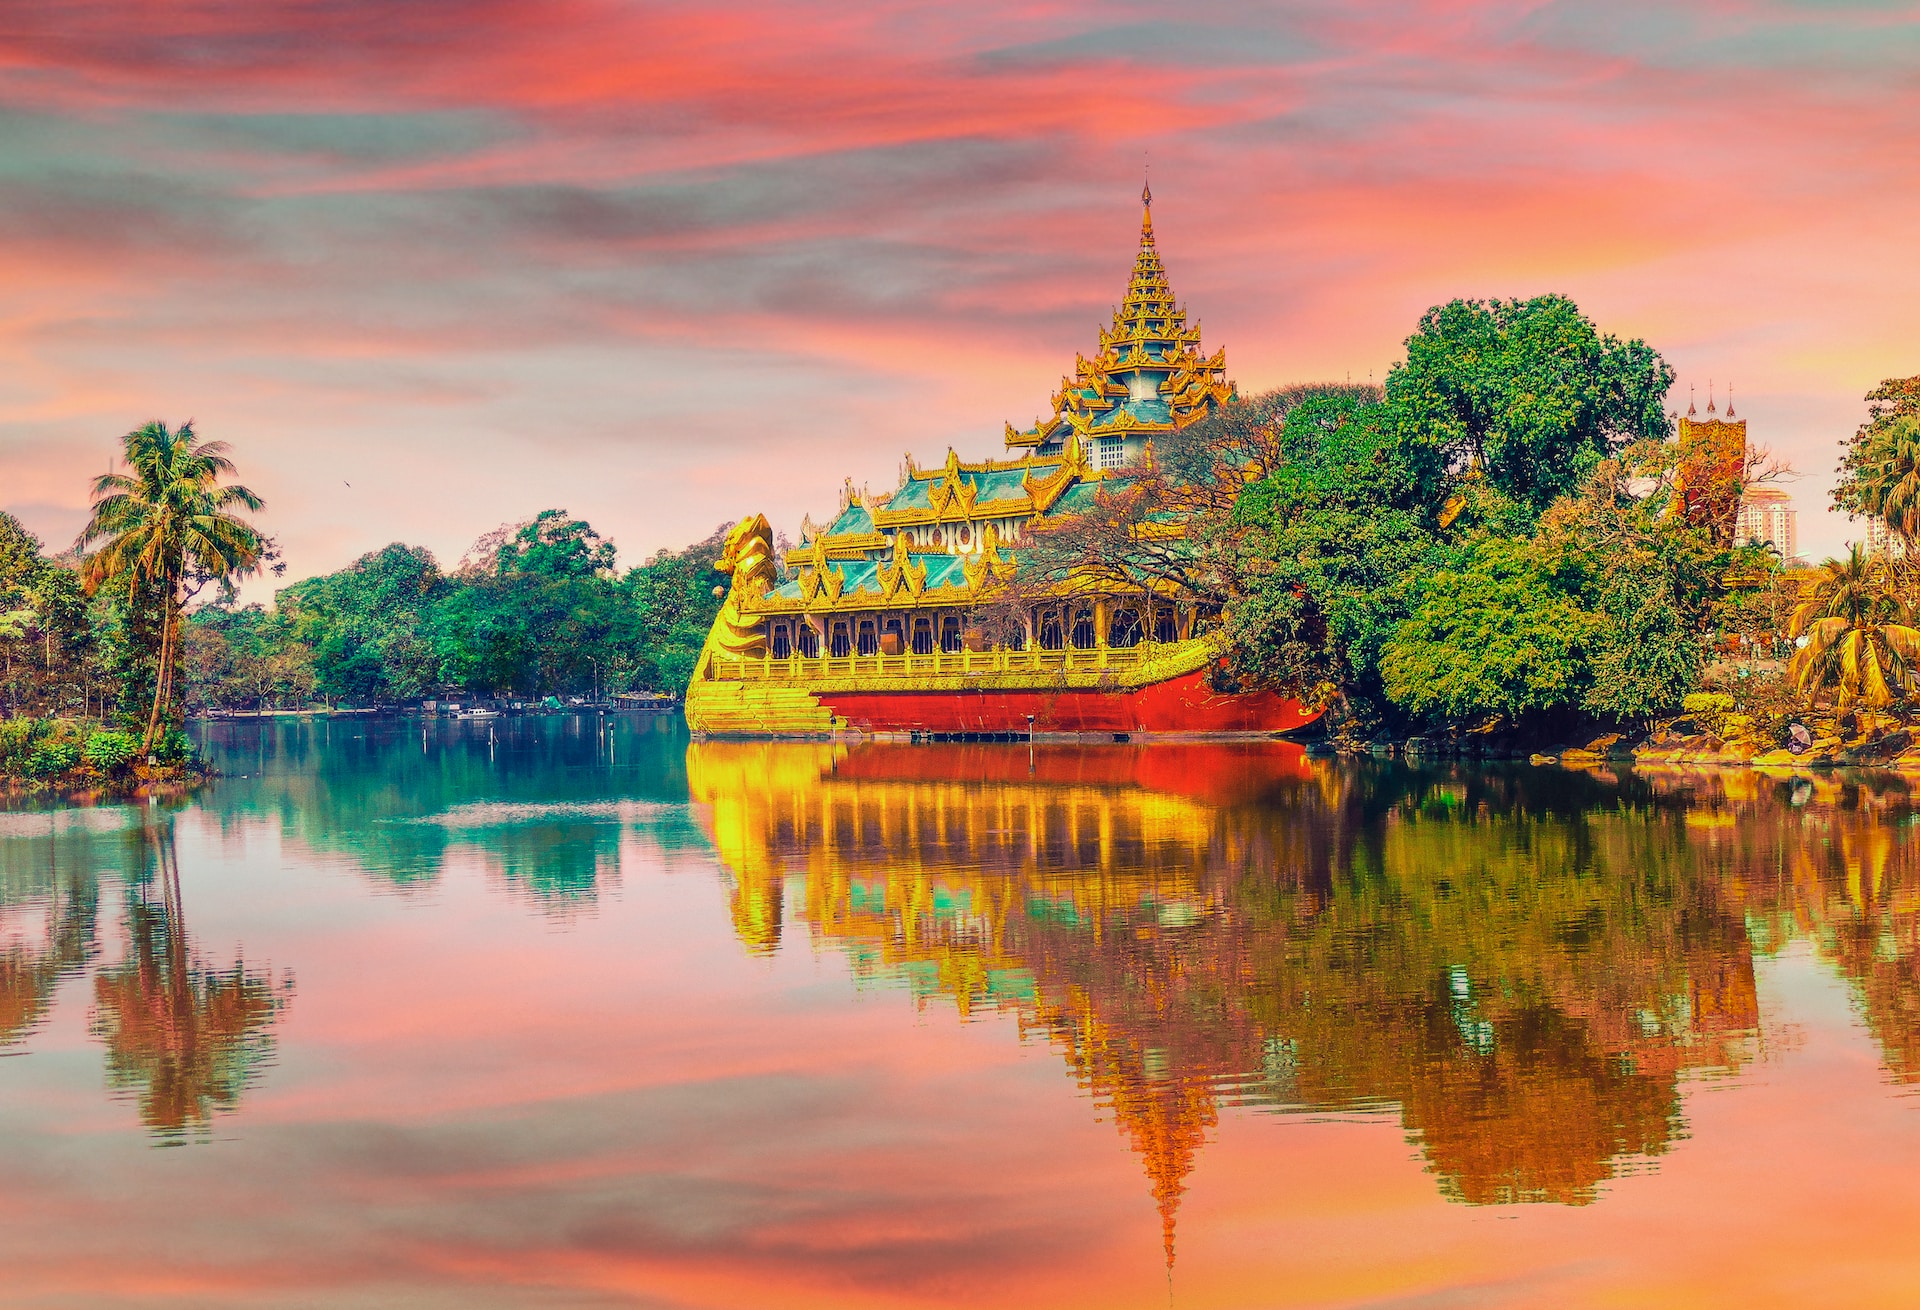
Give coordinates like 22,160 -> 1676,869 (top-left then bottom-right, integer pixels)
3,0 -> 1917,587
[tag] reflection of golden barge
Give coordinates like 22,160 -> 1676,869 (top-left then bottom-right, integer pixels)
685,741 -> 1765,1263
685,188 -> 1318,738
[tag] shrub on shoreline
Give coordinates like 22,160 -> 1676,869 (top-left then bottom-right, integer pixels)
0,717 -> 190,786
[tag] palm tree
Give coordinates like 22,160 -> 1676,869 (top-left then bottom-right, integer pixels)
76,422 -> 265,752
1852,414 -> 1920,588
1855,415 -> 1920,532
1787,546 -> 1920,723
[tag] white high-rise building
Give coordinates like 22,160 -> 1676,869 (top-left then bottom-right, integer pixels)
1861,514 -> 1908,558
1735,487 -> 1797,563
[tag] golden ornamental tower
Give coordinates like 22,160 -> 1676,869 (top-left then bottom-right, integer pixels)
1004,182 -> 1234,472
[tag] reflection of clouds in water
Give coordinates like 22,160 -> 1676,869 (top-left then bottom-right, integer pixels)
0,807 -> 141,838
0,904 -> 56,955
387,800 -> 685,830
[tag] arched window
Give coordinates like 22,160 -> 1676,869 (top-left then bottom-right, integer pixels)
1038,612 -> 1064,651
771,624 -> 792,659
1070,608 -> 1097,650
857,619 -> 878,656
830,622 -> 851,658
1108,608 -> 1143,649
798,624 -> 821,658
940,615 -> 962,653
1153,608 -> 1178,644
911,616 -> 935,655
1003,622 -> 1027,651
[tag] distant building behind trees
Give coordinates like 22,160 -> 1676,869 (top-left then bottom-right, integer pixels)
1736,487 -> 1798,563
1860,514 -> 1906,559
1675,394 -> 1801,565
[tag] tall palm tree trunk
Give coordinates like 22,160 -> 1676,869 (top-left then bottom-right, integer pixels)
143,592 -> 178,754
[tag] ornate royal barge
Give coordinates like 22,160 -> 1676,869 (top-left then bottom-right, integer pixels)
686,188 -> 1320,738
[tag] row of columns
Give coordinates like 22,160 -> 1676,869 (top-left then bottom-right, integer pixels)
766,601 -> 1200,660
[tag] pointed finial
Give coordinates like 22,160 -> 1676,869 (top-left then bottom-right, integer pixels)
1687,384 -> 1697,417
1140,177 -> 1154,243
1727,382 -> 1736,418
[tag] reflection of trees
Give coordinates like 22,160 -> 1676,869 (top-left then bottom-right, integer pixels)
480,820 -> 622,909
0,851 -> 97,1048
192,715 -> 698,905
88,819 -> 292,1142
688,744 -> 1774,1260
1640,768 -> 1920,1085
1243,809 -> 1758,1205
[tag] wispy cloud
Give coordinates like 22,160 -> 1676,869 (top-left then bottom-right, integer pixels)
4,0 -> 1916,578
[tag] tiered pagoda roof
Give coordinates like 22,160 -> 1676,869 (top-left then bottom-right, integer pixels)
770,186 -> 1235,612
1005,182 -> 1233,452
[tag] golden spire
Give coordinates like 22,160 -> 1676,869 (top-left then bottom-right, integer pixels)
1122,183 -> 1169,314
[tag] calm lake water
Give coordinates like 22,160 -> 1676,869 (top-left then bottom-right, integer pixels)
4,716 -> 1920,1307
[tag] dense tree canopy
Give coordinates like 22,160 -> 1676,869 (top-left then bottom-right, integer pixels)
3,511 -> 156,725
1228,395 -> 1441,710
184,516 -> 728,709
1219,295 -> 1742,735
1379,539 -> 1598,726
1385,295 -> 1674,522
492,510 -> 618,580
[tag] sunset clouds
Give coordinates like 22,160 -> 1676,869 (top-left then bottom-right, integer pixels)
3,1 -> 1918,578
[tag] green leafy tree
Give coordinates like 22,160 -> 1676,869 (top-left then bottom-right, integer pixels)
622,525 -> 728,691
1833,376 -> 1920,557
1384,295 -> 1674,522
76,422 -> 268,750
182,623 -> 236,712
0,513 -> 46,716
276,543 -> 443,705
494,510 -> 617,580
1533,458 -> 1724,725
31,565 -> 93,716
1381,539 -> 1599,727
1230,395 -> 1446,716
185,604 -> 312,711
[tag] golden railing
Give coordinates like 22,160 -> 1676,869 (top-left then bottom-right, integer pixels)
709,643 -> 1162,683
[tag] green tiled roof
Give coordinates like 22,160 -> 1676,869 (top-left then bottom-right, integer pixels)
823,504 -> 874,536
837,560 -> 881,595
1051,482 -> 1105,513
922,556 -> 969,588
1090,397 -> 1173,429
972,469 -> 1030,503
887,481 -> 933,510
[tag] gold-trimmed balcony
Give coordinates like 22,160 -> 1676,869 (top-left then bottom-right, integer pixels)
702,636 -> 1219,696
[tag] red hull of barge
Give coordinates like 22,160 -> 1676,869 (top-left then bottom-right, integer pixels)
816,668 -> 1319,735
